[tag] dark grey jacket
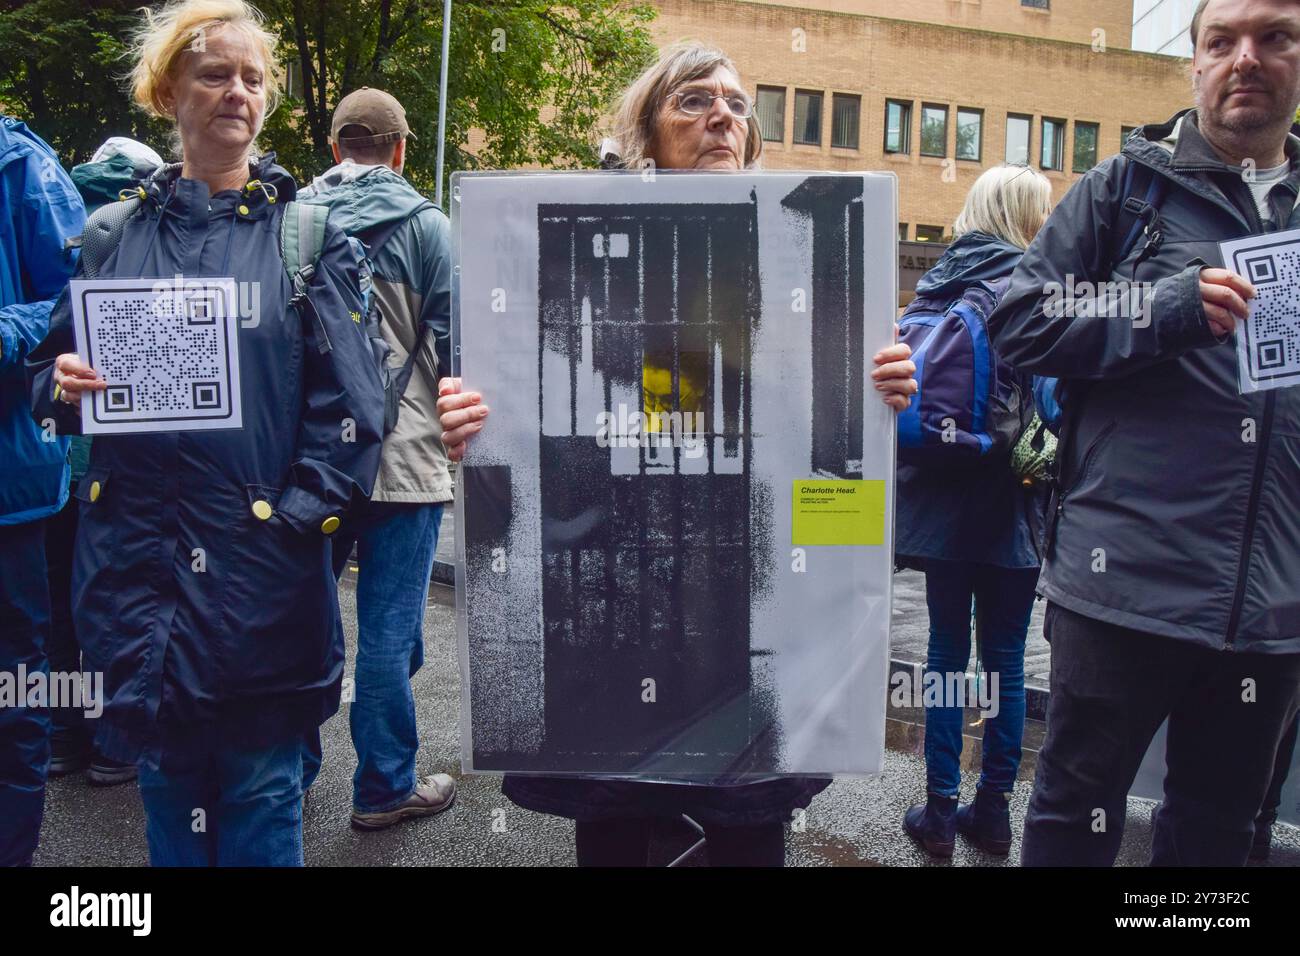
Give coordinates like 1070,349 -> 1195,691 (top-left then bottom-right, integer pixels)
988,109 -> 1300,655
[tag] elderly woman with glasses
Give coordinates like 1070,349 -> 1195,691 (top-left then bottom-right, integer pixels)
440,42 -> 917,866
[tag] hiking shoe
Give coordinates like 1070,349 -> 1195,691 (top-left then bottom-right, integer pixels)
87,753 -> 138,787
956,788 -> 1013,855
904,793 -> 958,858
350,773 -> 457,831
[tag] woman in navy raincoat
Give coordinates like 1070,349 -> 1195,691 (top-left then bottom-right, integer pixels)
27,0 -> 383,866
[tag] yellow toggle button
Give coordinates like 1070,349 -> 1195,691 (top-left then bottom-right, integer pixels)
321,516 -> 341,535
238,204 -> 250,216
252,500 -> 273,521
89,481 -> 101,503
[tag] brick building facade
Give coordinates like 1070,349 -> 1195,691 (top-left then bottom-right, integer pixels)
647,0 -> 1194,240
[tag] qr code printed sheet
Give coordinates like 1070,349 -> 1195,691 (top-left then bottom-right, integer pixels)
70,277 -> 242,435
1220,228 -> 1300,393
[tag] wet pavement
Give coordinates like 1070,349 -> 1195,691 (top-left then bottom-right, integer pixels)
33,574 -> 1300,867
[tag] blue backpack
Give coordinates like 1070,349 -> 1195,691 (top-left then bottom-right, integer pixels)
897,276 -> 1028,466
280,199 -> 432,436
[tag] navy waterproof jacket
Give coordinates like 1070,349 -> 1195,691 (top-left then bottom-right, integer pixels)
27,154 -> 385,761
0,116 -> 84,525
895,231 -> 1045,571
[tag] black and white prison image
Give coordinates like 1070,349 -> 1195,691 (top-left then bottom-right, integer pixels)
453,171 -> 897,778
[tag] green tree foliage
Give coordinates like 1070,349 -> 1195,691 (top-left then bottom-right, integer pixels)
0,0 -> 172,166
1,0 -> 658,195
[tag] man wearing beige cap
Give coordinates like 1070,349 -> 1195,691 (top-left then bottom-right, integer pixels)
298,86 -> 457,831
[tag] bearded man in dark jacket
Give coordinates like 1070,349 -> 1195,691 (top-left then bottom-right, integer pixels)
988,0 -> 1300,866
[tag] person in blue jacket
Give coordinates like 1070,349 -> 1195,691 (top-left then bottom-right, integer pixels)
45,137 -> 163,786
896,164 -> 1053,859
27,0 -> 383,866
0,114 -> 85,867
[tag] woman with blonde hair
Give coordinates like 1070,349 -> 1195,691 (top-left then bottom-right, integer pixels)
438,41 -> 919,866
28,0 -> 384,865
895,163 -> 1054,859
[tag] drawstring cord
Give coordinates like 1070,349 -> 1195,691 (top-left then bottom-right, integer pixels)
120,174 -> 281,278
133,189 -> 174,277
221,179 -> 279,273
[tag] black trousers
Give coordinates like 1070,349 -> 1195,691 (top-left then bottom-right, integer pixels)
1022,603 -> 1300,866
43,498 -> 87,743
574,818 -> 785,867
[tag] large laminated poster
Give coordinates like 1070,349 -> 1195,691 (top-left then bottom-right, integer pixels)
452,171 -> 897,778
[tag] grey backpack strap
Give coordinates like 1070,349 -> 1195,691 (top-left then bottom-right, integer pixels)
279,200 -> 330,286
79,196 -> 142,278
279,200 -> 334,354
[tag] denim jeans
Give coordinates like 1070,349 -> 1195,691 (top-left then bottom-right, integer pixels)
303,502 -> 443,812
137,734 -> 304,866
0,519 -> 51,866
921,561 -> 1040,798
1023,603 -> 1300,867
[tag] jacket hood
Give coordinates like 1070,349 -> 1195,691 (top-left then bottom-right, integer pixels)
71,153 -> 159,212
137,151 -> 297,211
296,161 -> 429,234
914,230 -> 1024,298
0,115 -> 62,170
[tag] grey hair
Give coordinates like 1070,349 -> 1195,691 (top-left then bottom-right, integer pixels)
609,41 -> 763,170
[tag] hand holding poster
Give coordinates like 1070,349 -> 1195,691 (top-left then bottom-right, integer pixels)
453,171 -> 897,778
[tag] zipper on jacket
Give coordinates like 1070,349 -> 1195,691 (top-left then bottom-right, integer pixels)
1224,390 -> 1275,648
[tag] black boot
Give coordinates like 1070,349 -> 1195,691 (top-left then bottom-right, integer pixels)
1249,810 -> 1276,863
48,730 -> 92,777
87,752 -> 138,787
956,787 -> 1013,855
904,793 -> 958,858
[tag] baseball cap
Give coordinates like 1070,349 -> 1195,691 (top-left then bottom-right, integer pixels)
330,87 -> 415,146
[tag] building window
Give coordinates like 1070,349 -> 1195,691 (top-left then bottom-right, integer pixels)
755,86 -> 785,143
1041,117 -> 1065,170
794,90 -> 823,145
1006,113 -> 1031,165
916,224 -> 945,242
885,99 -> 912,154
898,223 -> 909,241
956,108 -> 983,162
1121,125 -> 1137,146
831,94 -> 860,149
1073,121 -> 1099,172
921,104 -> 948,157
1021,0 -> 1049,8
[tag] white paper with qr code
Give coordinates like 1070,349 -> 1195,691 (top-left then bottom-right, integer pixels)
1220,228 -> 1300,393
69,277 -> 243,435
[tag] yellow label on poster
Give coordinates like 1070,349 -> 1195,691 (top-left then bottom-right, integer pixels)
792,479 -> 886,546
